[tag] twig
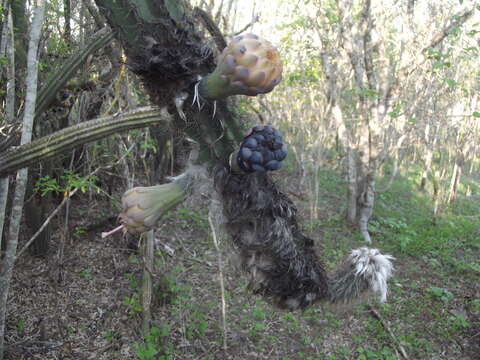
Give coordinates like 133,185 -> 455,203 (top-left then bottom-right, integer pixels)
15,187 -> 80,260
368,305 -> 409,359
193,7 -> 227,52
233,15 -> 260,36
16,143 -> 135,259
208,215 -> 228,352
56,150 -> 76,283
141,230 -> 154,336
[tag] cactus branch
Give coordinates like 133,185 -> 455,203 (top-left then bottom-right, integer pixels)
35,27 -> 114,120
0,107 -> 171,175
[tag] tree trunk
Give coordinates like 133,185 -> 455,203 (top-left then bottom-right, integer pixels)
10,0 -> 27,74
447,157 -> 463,204
24,164 -> 52,257
0,5 -> 15,251
346,147 -> 358,224
64,0 -> 72,45
420,149 -> 433,191
0,4 -> 45,359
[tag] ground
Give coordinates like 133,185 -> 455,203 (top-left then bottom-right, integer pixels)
4,167 -> 480,360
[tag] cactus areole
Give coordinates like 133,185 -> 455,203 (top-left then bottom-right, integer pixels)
199,33 -> 283,100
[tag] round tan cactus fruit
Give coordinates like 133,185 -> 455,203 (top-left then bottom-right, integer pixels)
202,33 -> 283,99
221,33 -> 283,92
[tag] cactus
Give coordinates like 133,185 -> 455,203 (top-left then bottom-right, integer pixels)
119,180 -> 187,235
0,107 -> 170,175
199,33 -> 283,100
117,169 -> 202,235
35,28 -> 114,121
231,125 -> 287,173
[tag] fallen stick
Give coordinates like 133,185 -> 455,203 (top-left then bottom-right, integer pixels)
208,215 -> 228,352
368,305 -> 409,360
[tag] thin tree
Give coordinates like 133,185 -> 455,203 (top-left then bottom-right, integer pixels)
0,3 -> 45,359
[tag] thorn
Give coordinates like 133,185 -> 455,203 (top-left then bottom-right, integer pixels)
212,101 -> 217,119
192,81 -> 199,106
212,116 -> 225,146
175,92 -> 188,122
193,81 -> 206,111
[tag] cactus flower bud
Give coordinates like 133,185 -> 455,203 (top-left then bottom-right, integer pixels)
200,33 -> 283,99
118,181 -> 187,235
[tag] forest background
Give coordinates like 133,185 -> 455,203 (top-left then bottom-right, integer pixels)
0,0 -> 479,359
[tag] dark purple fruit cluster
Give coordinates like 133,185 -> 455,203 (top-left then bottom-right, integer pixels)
237,125 -> 288,173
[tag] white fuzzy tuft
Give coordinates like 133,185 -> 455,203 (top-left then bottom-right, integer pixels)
348,247 -> 394,302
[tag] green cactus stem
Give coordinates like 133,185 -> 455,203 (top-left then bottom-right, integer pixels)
34,27 -> 114,121
0,107 -> 171,175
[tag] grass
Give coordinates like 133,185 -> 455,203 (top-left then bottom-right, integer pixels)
274,165 -> 479,359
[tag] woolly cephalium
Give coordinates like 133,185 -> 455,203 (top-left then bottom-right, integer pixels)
214,166 -> 394,310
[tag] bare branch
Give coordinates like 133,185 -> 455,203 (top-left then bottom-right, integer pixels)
421,7 -> 475,54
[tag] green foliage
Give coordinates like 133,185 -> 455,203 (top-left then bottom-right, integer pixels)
16,318 -> 25,334
166,207 -> 208,232
34,171 -> 99,196
387,103 -> 403,118
426,286 -> 453,303
252,307 -> 266,321
103,330 -> 120,342
447,315 -> 470,332
34,175 -> 61,196
61,171 -> 99,193
186,310 -> 208,339
356,346 -> 396,360
134,326 -> 173,360
0,56 -> 8,69
128,254 -> 140,264
470,299 -> 480,312
45,37 -> 71,59
124,293 -> 143,314
285,58 -> 323,85
140,136 -> 158,153
125,273 -> 140,289
443,78 -> 458,89
73,226 -> 87,238
79,268 -> 93,280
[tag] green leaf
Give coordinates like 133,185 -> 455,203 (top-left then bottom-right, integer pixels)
427,286 -> 453,302
472,112 -> 480,118
467,263 -> 480,273
444,78 -> 457,88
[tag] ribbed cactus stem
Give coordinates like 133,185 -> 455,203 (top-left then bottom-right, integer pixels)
35,28 -> 114,120
0,107 -> 171,175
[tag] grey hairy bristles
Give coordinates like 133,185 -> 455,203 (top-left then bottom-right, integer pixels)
214,167 -> 394,310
